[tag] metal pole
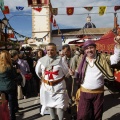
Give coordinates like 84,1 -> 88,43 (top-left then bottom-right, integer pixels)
5,26 -> 7,50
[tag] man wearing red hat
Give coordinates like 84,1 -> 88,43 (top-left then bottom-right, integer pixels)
76,37 -> 120,120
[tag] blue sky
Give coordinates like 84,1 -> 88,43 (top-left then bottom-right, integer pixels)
0,0 -> 120,38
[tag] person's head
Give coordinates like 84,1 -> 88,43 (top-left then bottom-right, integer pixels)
46,43 -> 57,58
87,15 -> 91,22
9,50 -> 18,61
62,44 -> 71,58
0,50 -> 12,73
37,49 -> 45,58
83,40 -> 96,59
59,50 -> 65,57
18,51 -> 24,59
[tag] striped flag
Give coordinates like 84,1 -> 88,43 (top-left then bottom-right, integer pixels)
99,6 -> 107,16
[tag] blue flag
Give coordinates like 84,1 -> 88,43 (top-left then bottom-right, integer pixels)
0,0 -> 4,10
16,6 -> 24,10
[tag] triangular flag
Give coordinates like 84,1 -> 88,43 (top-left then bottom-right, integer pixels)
84,7 -> 93,11
2,6 -> 10,14
0,0 -> 4,10
52,8 -> 58,15
114,6 -> 120,11
66,7 -> 74,15
16,6 -> 24,10
33,7 -> 42,12
99,6 -> 107,16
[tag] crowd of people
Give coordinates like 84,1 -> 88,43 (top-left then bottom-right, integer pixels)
0,35 -> 120,120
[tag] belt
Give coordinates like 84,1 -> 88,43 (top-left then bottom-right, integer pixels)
80,86 -> 104,93
43,76 -> 65,86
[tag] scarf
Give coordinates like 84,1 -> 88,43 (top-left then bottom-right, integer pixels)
75,54 -> 87,84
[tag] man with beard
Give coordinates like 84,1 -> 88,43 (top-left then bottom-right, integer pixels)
75,38 -> 120,120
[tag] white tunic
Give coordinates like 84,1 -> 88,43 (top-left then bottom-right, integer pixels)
35,56 -> 69,115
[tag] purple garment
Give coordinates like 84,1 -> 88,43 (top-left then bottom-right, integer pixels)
75,54 -> 87,84
17,59 -> 30,75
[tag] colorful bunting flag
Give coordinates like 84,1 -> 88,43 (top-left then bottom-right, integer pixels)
114,6 -> 120,11
33,7 -> 42,12
99,6 -> 107,16
16,6 -> 24,10
66,7 -> 74,15
52,8 -> 58,15
84,7 -> 93,11
2,6 -> 10,14
0,0 -> 4,10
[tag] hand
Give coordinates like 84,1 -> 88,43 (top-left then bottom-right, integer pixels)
114,36 -> 120,44
69,69 -> 74,76
114,36 -> 120,48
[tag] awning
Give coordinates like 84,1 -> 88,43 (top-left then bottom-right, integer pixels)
95,30 -> 116,53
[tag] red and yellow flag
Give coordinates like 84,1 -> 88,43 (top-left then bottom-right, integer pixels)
99,6 -> 107,16
66,7 -> 74,15
84,7 -> 93,11
2,6 -> 9,14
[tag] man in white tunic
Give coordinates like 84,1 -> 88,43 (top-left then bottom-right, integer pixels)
76,37 -> 120,120
35,43 -> 70,120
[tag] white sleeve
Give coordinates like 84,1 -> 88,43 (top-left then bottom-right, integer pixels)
110,45 -> 120,65
35,60 -> 42,78
61,58 -> 70,77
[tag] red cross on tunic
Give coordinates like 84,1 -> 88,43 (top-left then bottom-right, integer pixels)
45,70 -> 59,80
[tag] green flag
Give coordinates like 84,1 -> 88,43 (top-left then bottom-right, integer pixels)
0,0 -> 4,10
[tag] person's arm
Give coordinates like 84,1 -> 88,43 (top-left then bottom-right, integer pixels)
110,37 -> 120,65
35,60 -> 42,78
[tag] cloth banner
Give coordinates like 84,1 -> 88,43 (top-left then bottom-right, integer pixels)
2,6 -> 10,14
66,7 -> 74,15
16,6 -> 24,10
52,8 -> 58,15
0,0 -> 4,10
99,6 -> 107,16
84,7 -> 93,11
33,7 -> 42,12
114,6 -> 120,11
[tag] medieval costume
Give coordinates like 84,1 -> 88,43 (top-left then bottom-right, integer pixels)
35,55 -> 69,115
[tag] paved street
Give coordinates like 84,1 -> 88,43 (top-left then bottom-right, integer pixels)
16,85 -> 120,120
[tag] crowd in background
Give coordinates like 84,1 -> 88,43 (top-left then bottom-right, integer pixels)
0,37 -> 120,120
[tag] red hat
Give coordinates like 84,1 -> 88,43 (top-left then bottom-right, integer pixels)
83,40 -> 96,50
